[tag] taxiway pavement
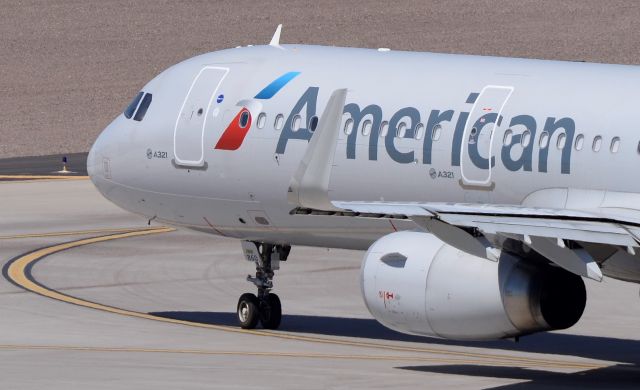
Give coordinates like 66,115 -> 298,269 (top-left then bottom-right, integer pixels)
1,178 -> 639,389
0,153 -> 88,176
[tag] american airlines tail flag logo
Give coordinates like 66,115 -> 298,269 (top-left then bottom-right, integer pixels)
214,71 -> 301,151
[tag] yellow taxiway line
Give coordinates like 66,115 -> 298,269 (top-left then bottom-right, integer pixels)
0,344 -> 564,366
2,227 -> 606,370
0,226 -> 157,240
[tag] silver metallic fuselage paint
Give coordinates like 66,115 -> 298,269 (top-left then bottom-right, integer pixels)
88,44 -> 640,251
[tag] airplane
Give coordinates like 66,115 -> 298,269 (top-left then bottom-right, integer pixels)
87,25 -> 640,340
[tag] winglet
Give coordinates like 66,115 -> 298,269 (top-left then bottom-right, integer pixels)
287,89 -> 347,211
269,24 -> 283,47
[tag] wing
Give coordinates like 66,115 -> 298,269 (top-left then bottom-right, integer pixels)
289,89 -> 640,282
294,200 -> 640,281
300,201 -> 640,249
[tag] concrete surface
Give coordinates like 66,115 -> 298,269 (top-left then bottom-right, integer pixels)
1,178 -> 639,389
0,153 -> 88,176
2,0 -> 640,159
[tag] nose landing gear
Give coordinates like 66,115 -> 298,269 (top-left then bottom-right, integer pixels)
237,241 -> 290,329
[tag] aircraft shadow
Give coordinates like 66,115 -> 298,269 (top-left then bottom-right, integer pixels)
150,311 -> 640,367
398,364 -> 640,389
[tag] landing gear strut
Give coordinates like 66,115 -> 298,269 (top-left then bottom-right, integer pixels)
237,241 -> 290,329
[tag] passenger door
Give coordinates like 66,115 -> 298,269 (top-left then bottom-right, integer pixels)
174,66 -> 229,167
460,85 -> 513,186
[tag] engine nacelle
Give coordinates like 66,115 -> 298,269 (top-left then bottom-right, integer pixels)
361,231 -> 586,340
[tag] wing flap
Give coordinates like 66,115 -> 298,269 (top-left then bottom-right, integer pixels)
326,200 -> 640,248
293,200 -> 639,281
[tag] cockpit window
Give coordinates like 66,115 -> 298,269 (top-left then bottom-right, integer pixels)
133,93 -> 153,121
124,92 -> 144,119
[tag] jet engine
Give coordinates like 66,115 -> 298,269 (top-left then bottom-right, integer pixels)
361,231 -> 586,340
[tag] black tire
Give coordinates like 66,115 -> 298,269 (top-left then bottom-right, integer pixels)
260,293 -> 282,330
237,293 -> 260,329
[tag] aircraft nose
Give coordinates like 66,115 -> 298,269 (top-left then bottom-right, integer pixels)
87,120 -> 114,186
87,130 -> 103,183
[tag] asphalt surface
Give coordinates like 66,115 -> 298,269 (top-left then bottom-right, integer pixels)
2,0 -> 640,158
1,179 -> 639,389
0,153 -> 88,176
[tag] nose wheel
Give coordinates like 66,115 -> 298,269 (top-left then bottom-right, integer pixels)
236,292 -> 282,329
237,241 -> 290,330
259,293 -> 282,329
237,293 -> 260,329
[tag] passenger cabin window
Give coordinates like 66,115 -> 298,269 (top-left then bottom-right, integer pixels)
380,121 -> 389,137
574,134 -> 584,150
395,122 -> 407,138
521,130 -> 531,147
308,116 -> 318,132
539,131 -> 549,148
431,124 -> 441,141
362,119 -> 372,136
133,93 -> 152,121
503,129 -> 513,146
124,92 -> 144,119
274,114 -> 284,130
291,115 -> 301,132
468,127 -> 478,144
593,136 -> 602,152
556,132 -> 566,149
343,118 -> 354,135
611,137 -> 621,153
414,123 -> 424,140
256,113 -> 267,129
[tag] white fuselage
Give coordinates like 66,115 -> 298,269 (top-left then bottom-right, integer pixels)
88,44 -> 640,251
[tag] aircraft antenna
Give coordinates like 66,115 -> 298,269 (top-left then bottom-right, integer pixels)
269,24 -> 282,47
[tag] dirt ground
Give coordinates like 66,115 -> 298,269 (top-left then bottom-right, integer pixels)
2,0 -> 640,158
